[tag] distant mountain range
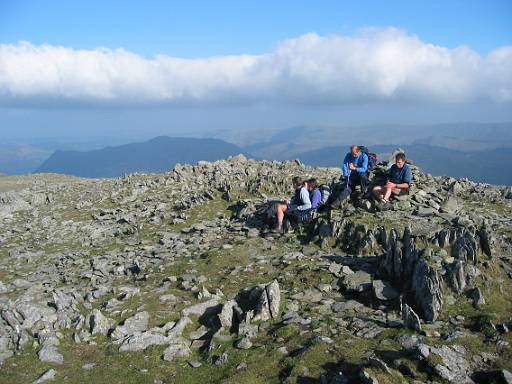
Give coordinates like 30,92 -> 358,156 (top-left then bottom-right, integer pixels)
36,136 -> 247,178
3,122 -> 511,185
295,144 -> 512,185
227,122 -> 512,160
0,143 -> 52,175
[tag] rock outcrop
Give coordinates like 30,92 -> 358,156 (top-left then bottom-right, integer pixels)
0,157 -> 510,383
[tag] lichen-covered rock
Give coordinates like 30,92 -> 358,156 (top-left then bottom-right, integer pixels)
253,280 -> 281,321
0,336 -> 14,365
111,311 -> 149,340
411,259 -> 443,322
32,368 -> 57,384
402,303 -> 421,331
342,271 -> 373,293
446,260 -> 479,294
88,309 -> 114,336
372,279 -> 399,301
417,344 -> 473,383
378,228 -> 443,321
217,300 -> 236,329
181,299 -> 220,317
119,332 -> 169,352
38,345 -> 64,364
162,339 -> 191,361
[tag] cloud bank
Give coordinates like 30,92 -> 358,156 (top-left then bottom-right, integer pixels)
1,28 -> 511,106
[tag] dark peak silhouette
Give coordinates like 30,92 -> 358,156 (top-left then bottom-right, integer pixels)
36,136 -> 248,178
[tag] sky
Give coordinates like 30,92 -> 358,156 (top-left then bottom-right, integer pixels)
1,0 -> 511,142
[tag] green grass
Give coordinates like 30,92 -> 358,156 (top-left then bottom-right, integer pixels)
2,173 -> 512,384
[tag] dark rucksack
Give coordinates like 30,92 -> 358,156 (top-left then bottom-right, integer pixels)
359,145 -> 378,170
328,176 -> 352,208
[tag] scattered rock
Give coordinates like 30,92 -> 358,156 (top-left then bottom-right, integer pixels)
89,309 -> 115,336
471,287 -> 485,308
182,299 -> 220,317
119,332 -> 170,352
235,337 -> 253,350
162,340 -> 191,361
38,345 -> 64,365
342,271 -> 373,292
188,360 -> 202,368
419,344 -> 472,383
402,303 -> 422,331
373,279 -> 399,301
32,369 -> 57,384
111,311 -> 149,339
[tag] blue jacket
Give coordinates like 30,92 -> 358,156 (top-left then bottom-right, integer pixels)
342,152 -> 368,177
310,188 -> 322,209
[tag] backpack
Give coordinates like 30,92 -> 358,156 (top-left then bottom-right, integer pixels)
359,145 -> 378,170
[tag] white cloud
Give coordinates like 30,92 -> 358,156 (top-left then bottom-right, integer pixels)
0,28 -> 511,106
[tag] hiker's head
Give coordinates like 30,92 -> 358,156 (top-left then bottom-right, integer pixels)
350,145 -> 360,157
307,178 -> 317,190
395,153 -> 406,168
292,176 -> 302,189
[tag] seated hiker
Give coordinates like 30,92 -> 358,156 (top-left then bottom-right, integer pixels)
275,177 -> 311,232
342,145 -> 369,195
330,145 -> 369,208
307,178 -> 322,210
372,152 -> 413,208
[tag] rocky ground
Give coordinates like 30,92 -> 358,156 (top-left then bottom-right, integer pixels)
0,155 -> 511,384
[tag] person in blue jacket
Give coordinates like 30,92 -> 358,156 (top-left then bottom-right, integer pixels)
342,145 -> 369,194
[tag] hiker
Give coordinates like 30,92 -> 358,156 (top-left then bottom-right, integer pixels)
329,145 -> 369,208
372,152 -> 412,208
275,177 -> 311,232
342,145 -> 369,195
307,178 -> 322,210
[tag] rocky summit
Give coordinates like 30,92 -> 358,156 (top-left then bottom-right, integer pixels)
0,154 -> 511,384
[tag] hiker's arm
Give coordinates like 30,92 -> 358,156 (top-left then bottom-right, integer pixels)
296,188 -> 312,211
342,154 -> 350,177
356,154 -> 368,173
396,182 -> 409,189
404,167 -> 413,185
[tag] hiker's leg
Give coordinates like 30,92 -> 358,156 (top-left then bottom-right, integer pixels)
276,204 -> 287,229
383,187 -> 393,202
348,172 -> 358,191
390,188 -> 402,198
349,171 -> 360,188
373,185 -> 384,200
359,172 -> 369,194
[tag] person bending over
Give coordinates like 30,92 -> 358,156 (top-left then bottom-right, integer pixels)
275,177 -> 311,232
342,145 -> 369,194
372,152 -> 412,209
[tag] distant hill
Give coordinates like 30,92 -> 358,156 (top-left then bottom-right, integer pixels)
233,122 -> 512,160
0,143 -> 52,175
295,144 -> 512,185
36,136 -> 248,178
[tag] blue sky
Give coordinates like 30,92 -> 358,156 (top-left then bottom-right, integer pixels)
0,0 -> 511,141
1,0 -> 511,57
